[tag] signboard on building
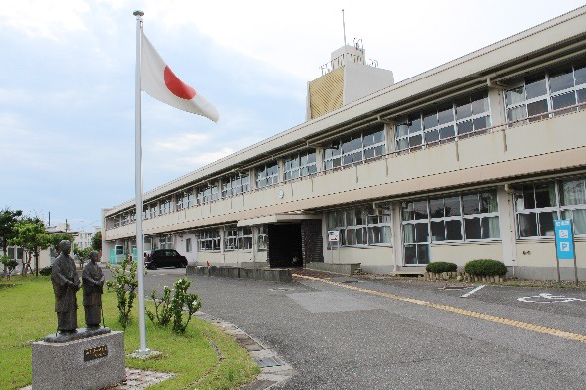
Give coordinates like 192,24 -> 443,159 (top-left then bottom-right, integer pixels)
328,230 -> 339,243
554,219 -> 575,260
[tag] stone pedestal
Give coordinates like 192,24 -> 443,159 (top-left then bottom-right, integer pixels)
32,331 -> 125,390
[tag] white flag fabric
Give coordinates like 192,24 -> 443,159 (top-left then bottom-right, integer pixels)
141,33 -> 219,123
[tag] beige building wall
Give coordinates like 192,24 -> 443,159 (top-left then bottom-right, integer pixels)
325,246 -> 393,273
430,243 -> 503,267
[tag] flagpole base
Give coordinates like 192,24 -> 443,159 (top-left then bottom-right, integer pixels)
128,349 -> 161,360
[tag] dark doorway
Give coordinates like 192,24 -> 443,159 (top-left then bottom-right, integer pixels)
267,224 -> 303,268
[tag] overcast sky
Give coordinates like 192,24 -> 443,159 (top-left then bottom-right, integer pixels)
1,0 -> 584,232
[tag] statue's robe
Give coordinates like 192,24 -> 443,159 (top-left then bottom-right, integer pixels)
51,254 -> 79,332
82,262 -> 104,327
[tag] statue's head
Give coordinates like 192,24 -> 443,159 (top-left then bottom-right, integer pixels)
59,240 -> 71,255
90,250 -> 98,263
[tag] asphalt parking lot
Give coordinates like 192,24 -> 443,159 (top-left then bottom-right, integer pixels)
136,268 -> 586,389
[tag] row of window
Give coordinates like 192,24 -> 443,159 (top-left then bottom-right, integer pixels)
326,204 -> 392,247
197,226 -> 268,252
109,60 -> 586,229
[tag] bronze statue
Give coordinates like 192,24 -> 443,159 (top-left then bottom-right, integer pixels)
82,251 -> 104,328
51,240 -> 80,333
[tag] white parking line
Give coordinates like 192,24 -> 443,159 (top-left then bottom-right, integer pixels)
460,285 -> 485,298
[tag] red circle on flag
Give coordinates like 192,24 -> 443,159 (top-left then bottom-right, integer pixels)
164,66 -> 196,100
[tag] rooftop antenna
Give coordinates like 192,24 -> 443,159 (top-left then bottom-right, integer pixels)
342,9 -> 348,64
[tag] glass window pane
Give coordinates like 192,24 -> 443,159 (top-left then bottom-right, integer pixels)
525,74 -> 547,99
482,217 -> 500,239
408,117 -> 422,134
425,130 -> 439,144
572,209 -> 586,235
409,135 -> 422,147
575,61 -> 586,85
413,201 -> 428,219
534,182 -> 556,208
539,212 -> 555,236
446,220 -> 462,240
417,244 -> 430,264
560,179 -> 586,206
404,244 -> 417,264
396,124 -> 408,138
471,92 -> 489,114
473,116 -> 490,130
462,194 -> 480,215
578,89 -> 586,106
431,221 -> 445,241
507,106 -> 527,123
444,196 -> 461,216
551,92 -> 577,115
423,110 -> 437,130
527,99 -> 549,121
480,190 -> 498,213
519,213 -> 538,237
402,203 -> 414,221
464,218 -> 481,239
549,66 -> 574,93
522,184 -> 536,209
397,138 -> 409,151
403,224 -> 415,243
415,223 -> 429,243
457,120 -> 473,135
437,104 -> 454,125
506,86 -> 525,106
456,97 -> 472,120
429,199 -> 444,218
439,125 -> 455,140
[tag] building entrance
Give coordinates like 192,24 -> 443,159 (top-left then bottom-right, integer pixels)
267,224 -> 303,268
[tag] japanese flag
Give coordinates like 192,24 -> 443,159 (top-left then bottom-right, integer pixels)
141,33 -> 219,123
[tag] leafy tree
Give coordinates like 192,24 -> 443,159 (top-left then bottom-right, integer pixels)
0,255 -> 18,280
73,245 -> 93,268
91,231 -> 102,251
50,233 -> 75,255
0,208 -> 23,257
10,220 -> 51,276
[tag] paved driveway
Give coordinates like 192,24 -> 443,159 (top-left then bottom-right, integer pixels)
139,269 -> 586,389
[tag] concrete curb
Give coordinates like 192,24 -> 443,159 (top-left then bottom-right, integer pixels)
186,265 -> 292,282
193,311 -> 295,389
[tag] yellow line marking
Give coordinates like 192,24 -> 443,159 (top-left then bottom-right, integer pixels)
294,274 -> 586,343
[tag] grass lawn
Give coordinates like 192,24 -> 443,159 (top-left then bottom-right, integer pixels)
0,276 -> 259,389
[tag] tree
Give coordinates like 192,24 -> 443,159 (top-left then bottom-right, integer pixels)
0,208 -> 23,257
10,220 -> 51,276
91,231 -> 102,251
0,255 -> 18,280
50,233 -> 75,255
73,245 -> 93,268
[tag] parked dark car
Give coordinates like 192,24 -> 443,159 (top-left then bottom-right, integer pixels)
145,249 -> 187,269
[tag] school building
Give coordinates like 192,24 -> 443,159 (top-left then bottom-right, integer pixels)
102,7 -> 586,280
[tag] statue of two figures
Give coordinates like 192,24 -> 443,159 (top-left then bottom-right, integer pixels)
47,240 -> 108,341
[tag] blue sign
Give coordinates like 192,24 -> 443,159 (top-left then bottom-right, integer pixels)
554,219 -> 575,260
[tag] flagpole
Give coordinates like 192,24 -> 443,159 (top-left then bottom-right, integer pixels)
133,9 -> 148,354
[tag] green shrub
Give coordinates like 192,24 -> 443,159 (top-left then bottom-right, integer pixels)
106,256 -> 138,329
464,259 -> 507,277
39,265 -> 53,276
425,262 -> 457,274
146,278 -> 202,334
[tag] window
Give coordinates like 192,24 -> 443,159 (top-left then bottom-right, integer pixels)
402,189 -> 500,265
176,192 -> 184,211
198,229 -> 220,251
517,178 -> 586,237
324,125 -> 386,170
160,197 -> 172,215
223,226 -> 253,250
256,162 -> 279,188
186,188 -> 194,208
221,173 -> 250,198
326,204 -> 392,248
505,59 -> 586,126
186,238 -> 192,252
159,235 -> 173,249
257,226 -> 268,251
197,183 -> 219,205
396,90 -> 491,152
284,150 -> 317,181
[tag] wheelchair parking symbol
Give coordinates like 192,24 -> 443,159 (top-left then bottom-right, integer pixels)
518,293 -> 586,303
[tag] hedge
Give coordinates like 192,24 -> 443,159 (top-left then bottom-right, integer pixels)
464,259 -> 507,277
425,262 -> 457,274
